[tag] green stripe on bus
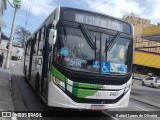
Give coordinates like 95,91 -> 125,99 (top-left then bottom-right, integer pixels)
72,88 -> 97,98
50,63 -> 66,82
73,82 -> 103,89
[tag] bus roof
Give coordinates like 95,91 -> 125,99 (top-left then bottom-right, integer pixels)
27,6 -> 131,43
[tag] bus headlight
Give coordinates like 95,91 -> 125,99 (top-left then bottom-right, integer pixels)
53,77 -> 65,89
125,83 -> 131,93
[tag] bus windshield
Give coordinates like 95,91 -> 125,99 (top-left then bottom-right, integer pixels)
53,26 -> 132,74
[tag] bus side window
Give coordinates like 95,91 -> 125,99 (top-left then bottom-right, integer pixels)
25,43 -> 28,56
38,27 -> 45,55
36,32 -> 40,55
33,37 -> 37,55
27,41 -> 31,55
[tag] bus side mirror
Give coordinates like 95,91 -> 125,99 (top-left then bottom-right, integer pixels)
49,29 -> 57,45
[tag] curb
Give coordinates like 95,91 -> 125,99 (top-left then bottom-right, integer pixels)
8,70 -> 12,93
10,67 -> 31,120
130,96 -> 160,109
8,70 -> 18,120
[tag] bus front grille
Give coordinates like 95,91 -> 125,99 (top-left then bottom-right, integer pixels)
70,77 -> 127,85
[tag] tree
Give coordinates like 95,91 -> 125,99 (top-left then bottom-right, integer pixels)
1,32 -> 9,40
0,22 -> 7,43
15,26 -> 31,47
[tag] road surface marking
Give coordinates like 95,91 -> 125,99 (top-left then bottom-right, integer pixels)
102,111 -> 119,120
135,106 -> 148,111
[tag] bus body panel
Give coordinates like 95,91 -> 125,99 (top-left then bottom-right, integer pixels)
47,77 -> 132,109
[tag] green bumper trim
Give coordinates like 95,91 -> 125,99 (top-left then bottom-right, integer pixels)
50,63 -> 66,82
72,88 -> 97,98
73,82 -> 103,89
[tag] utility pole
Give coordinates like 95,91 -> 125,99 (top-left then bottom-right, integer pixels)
4,4 -> 19,69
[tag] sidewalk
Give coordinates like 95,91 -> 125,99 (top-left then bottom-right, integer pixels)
0,67 -> 14,119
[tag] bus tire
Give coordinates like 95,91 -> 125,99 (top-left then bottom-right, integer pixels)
35,74 -> 40,95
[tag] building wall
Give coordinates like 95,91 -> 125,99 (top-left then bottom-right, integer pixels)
134,50 -> 160,69
122,13 -> 160,53
122,13 -> 160,76
0,40 -> 24,59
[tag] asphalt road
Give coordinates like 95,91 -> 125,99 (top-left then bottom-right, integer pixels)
131,81 -> 160,107
10,61 -> 160,120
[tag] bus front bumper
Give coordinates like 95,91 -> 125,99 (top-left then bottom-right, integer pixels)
47,81 -> 130,110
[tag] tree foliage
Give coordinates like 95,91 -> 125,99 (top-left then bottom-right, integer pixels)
15,26 -> 31,46
1,32 -> 9,40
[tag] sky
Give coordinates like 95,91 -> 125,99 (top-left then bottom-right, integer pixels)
2,0 -> 160,39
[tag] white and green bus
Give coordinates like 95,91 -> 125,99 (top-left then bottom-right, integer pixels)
23,7 -> 133,110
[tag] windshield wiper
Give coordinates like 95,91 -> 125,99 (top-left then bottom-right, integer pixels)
79,24 -> 96,50
95,36 -> 97,60
107,32 -> 121,51
105,38 -> 108,61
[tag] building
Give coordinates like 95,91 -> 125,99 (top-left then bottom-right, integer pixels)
0,0 -> 7,43
0,39 -> 24,61
123,13 -> 160,77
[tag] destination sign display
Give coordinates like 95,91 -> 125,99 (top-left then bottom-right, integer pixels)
75,13 -> 123,32
63,10 -> 131,34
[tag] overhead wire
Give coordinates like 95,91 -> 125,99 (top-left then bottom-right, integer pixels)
105,1 -> 126,12
91,0 -> 111,7
7,0 -> 15,8
95,0 -> 122,11
25,0 -> 30,28
92,0 -> 126,14
25,0 -> 34,29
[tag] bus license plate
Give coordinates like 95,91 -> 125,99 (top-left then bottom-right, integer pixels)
91,105 -> 105,110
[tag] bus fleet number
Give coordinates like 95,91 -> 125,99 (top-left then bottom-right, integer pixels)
110,92 -> 118,96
